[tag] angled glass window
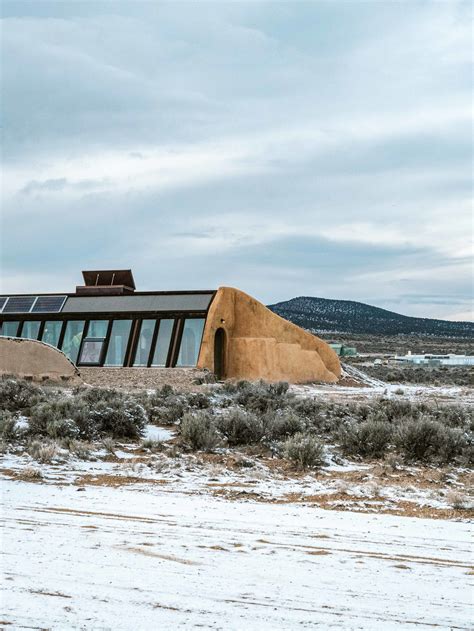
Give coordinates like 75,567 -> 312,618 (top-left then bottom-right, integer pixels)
104,320 -> 132,366
176,318 -> 205,367
87,320 -> 109,338
0,321 -> 19,337
79,340 -> 105,365
151,319 -> 174,367
21,321 -> 41,340
77,320 -> 109,366
42,321 -> 63,347
133,319 -> 156,366
61,321 -> 85,364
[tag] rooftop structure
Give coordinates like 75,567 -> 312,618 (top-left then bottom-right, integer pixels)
0,269 -> 341,383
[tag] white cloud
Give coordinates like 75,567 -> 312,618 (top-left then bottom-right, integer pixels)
1,1 -> 472,320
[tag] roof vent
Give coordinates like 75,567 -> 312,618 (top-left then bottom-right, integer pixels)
76,269 -> 136,296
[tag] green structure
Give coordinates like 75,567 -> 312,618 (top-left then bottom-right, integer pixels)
329,343 -> 357,357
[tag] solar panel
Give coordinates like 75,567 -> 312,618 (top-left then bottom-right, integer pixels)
0,297 -> 7,312
31,295 -> 67,313
3,296 -> 37,313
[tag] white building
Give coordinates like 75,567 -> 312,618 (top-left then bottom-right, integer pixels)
394,353 -> 474,366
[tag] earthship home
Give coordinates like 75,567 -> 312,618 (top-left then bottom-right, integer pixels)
0,269 -> 341,383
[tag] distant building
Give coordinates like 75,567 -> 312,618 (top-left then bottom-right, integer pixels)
329,343 -> 357,357
394,353 -> 474,367
0,269 -> 341,383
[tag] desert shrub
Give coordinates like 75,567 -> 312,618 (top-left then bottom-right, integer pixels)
73,386 -> 125,405
0,378 -> 43,412
223,380 -> 293,413
290,398 -> 323,420
46,418 -> 81,440
0,411 -> 18,442
180,411 -> 221,451
282,433 -> 325,469
339,420 -> 393,458
216,408 -> 264,446
193,370 -> 217,385
21,466 -> 43,480
28,399 -> 88,439
185,392 -> 211,409
88,399 -> 147,439
147,404 -> 182,425
101,437 -> 116,454
29,398 -> 74,438
394,417 -> 466,464
264,409 -> 304,440
66,439 -> 94,459
446,490 -> 470,510
141,438 -> 163,452
144,388 -> 189,425
27,438 -> 61,463
361,364 -> 474,387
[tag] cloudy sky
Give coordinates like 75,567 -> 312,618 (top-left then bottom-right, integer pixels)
1,0 -> 472,320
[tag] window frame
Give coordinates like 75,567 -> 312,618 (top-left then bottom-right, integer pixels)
172,316 -> 206,367
77,337 -> 108,366
18,320 -> 42,341
103,319 -> 133,367
149,318 -> 176,368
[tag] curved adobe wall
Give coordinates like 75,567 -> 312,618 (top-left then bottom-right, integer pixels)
198,287 -> 341,383
0,337 -> 81,382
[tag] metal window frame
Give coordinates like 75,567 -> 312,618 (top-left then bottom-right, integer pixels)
173,317 -> 206,367
103,319 -> 133,367
150,318 -> 177,368
129,318 -> 156,367
0,310 -> 208,367
77,337 -> 108,367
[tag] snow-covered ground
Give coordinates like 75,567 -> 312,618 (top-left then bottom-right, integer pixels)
293,381 -> 474,405
2,479 -> 472,630
2,440 -> 472,517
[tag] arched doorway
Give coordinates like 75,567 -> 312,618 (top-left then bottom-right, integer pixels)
214,328 -> 226,380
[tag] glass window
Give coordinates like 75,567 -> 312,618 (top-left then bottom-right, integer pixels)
0,321 -> 19,337
21,321 -> 41,340
42,321 -> 62,347
133,319 -> 156,366
87,320 -> 109,338
104,320 -> 132,366
78,340 -> 105,365
61,321 -> 85,364
176,319 -> 205,367
151,319 -> 174,367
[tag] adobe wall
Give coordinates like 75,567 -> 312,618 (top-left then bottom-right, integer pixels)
198,287 -> 341,383
0,337 -> 82,383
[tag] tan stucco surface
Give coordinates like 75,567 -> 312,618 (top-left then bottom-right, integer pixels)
0,338 -> 81,382
198,287 -> 341,383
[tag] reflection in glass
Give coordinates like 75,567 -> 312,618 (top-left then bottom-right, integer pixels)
87,320 -> 108,338
61,321 -> 85,364
42,321 -> 62,347
176,319 -> 205,367
21,321 -> 41,340
133,319 -> 155,366
104,320 -> 132,366
79,340 -> 105,365
0,321 -> 19,337
151,319 -> 174,366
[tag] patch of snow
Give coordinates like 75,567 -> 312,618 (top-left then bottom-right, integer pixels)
14,416 -> 29,431
143,425 -> 174,442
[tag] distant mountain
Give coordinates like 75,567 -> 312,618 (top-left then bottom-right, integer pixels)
268,296 -> 474,337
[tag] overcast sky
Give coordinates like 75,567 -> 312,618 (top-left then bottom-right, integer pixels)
1,0 -> 472,320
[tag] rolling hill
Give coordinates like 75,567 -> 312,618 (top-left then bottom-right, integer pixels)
268,296 -> 474,337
